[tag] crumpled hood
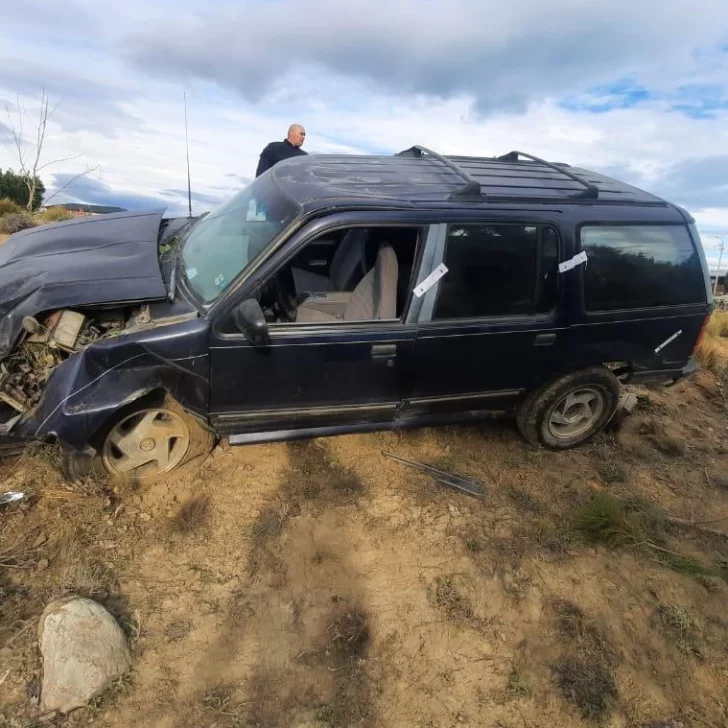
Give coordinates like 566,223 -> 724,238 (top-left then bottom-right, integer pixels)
0,209 -> 168,358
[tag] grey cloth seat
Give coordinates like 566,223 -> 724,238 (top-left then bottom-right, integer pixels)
296,244 -> 398,323
291,229 -> 368,294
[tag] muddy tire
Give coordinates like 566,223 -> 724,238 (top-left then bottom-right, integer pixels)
62,396 -> 215,484
516,367 -> 621,449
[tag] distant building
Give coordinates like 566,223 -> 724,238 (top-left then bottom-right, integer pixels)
45,203 -> 127,217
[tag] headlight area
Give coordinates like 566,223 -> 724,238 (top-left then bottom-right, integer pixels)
0,305 -> 152,434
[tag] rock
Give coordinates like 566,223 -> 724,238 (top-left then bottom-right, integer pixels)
38,596 -> 131,714
139,513 -> 152,522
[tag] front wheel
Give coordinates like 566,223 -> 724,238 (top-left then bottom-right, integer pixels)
63,398 -> 215,483
516,367 -> 621,449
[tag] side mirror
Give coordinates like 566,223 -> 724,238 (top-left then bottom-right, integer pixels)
234,298 -> 270,346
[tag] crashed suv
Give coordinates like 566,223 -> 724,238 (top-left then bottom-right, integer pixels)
0,147 -> 714,481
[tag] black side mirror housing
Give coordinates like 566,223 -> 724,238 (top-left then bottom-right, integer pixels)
234,298 -> 270,346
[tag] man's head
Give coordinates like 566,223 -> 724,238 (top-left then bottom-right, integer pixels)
287,124 -> 306,147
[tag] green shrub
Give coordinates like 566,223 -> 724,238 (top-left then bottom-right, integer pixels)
0,168 -> 44,210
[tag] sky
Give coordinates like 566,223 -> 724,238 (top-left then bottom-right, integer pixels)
1,0 -> 727,270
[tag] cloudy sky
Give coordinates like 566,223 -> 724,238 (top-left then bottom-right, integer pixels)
1,0 -> 727,267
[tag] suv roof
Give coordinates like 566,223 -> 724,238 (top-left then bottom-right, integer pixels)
272,146 -> 688,220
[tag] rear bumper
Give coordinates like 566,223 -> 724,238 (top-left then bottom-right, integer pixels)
628,357 -> 698,386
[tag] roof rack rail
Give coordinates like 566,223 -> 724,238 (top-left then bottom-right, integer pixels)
396,145 -> 482,200
496,150 -> 599,200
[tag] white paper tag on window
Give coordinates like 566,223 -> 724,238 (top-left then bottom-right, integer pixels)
187,267 -> 198,279
413,263 -> 448,298
558,251 -> 588,274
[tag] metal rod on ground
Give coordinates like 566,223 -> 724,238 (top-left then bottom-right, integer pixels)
382,452 -> 484,497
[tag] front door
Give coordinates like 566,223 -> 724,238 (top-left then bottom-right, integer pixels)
402,220 -> 569,418
207,219 -> 431,443
208,323 -> 417,443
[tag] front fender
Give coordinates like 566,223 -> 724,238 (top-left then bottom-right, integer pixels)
17,320 -> 210,450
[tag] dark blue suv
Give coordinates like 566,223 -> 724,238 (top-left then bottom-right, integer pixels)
0,147 -> 714,481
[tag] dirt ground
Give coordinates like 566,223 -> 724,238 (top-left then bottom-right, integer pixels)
2,346 -> 728,727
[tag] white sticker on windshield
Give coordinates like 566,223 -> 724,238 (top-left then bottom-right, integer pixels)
187,267 -> 198,279
558,251 -> 588,273
413,263 -> 448,298
214,273 -> 227,288
654,329 -> 683,354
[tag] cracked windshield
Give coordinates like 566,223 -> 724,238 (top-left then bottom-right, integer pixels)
180,176 -> 299,302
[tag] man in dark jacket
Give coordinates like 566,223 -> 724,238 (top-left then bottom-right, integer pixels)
255,124 -> 307,177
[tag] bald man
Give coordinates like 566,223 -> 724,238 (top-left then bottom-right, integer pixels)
255,124 -> 308,177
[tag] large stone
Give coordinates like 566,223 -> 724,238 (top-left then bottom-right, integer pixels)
38,596 -> 131,714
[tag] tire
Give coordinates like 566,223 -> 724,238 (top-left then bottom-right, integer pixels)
62,396 -> 215,484
516,367 -> 621,450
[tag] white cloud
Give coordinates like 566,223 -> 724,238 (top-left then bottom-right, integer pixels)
0,0 -> 725,238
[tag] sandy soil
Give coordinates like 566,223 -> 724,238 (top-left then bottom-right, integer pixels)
1,365 -> 728,728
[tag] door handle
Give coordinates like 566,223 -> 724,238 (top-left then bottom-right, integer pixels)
534,333 -> 556,347
371,344 -> 397,359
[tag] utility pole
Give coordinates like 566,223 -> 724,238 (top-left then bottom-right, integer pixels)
713,237 -> 725,296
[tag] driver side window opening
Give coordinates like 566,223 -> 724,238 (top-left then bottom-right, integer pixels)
261,226 -> 423,325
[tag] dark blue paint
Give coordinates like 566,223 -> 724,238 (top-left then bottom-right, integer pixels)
0,152 -> 714,457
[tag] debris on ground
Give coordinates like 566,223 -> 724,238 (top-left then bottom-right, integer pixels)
383,451 -> 485,496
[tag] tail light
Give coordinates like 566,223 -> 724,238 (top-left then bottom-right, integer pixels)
692,314 -> 711,355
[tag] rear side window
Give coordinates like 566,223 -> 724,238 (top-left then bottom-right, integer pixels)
433,224 -> 559,319
581,225 -> 706,311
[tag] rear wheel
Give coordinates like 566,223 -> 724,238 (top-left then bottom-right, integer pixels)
516,367 -> 621,449
63,398 -> 214,483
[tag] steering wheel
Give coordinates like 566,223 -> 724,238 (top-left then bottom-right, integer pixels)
270,266 -> 298,321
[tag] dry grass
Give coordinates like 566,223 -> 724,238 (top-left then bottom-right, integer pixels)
706,310 -> 728,338
657,604 -> 701,655
172,494 -> 211,534
551,600 -> 620,722
597,461 -> 628,485
35,207 -> 74,224
428,574 -> 476,623
326,608 -> 370,661
0,445 -> 132,681
0,198 -> 22,216
697,310 -> 728,374
696,336 -> 724,374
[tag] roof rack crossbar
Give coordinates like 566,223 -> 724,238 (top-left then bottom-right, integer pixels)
396,145 -> 482,200
496,150 -> 599,200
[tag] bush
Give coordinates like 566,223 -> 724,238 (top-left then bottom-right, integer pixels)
707,310 -> 728,339
0,213 -> 36,235
37,207 -> 75,224
0,198 -> 22,217
0,168 -> 45,210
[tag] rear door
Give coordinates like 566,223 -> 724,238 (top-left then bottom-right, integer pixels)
401,219 -> 569,418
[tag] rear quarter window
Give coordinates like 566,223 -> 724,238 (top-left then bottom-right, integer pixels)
580,225 -> 706,311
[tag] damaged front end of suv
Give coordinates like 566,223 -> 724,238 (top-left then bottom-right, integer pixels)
0,209 -> 212,477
